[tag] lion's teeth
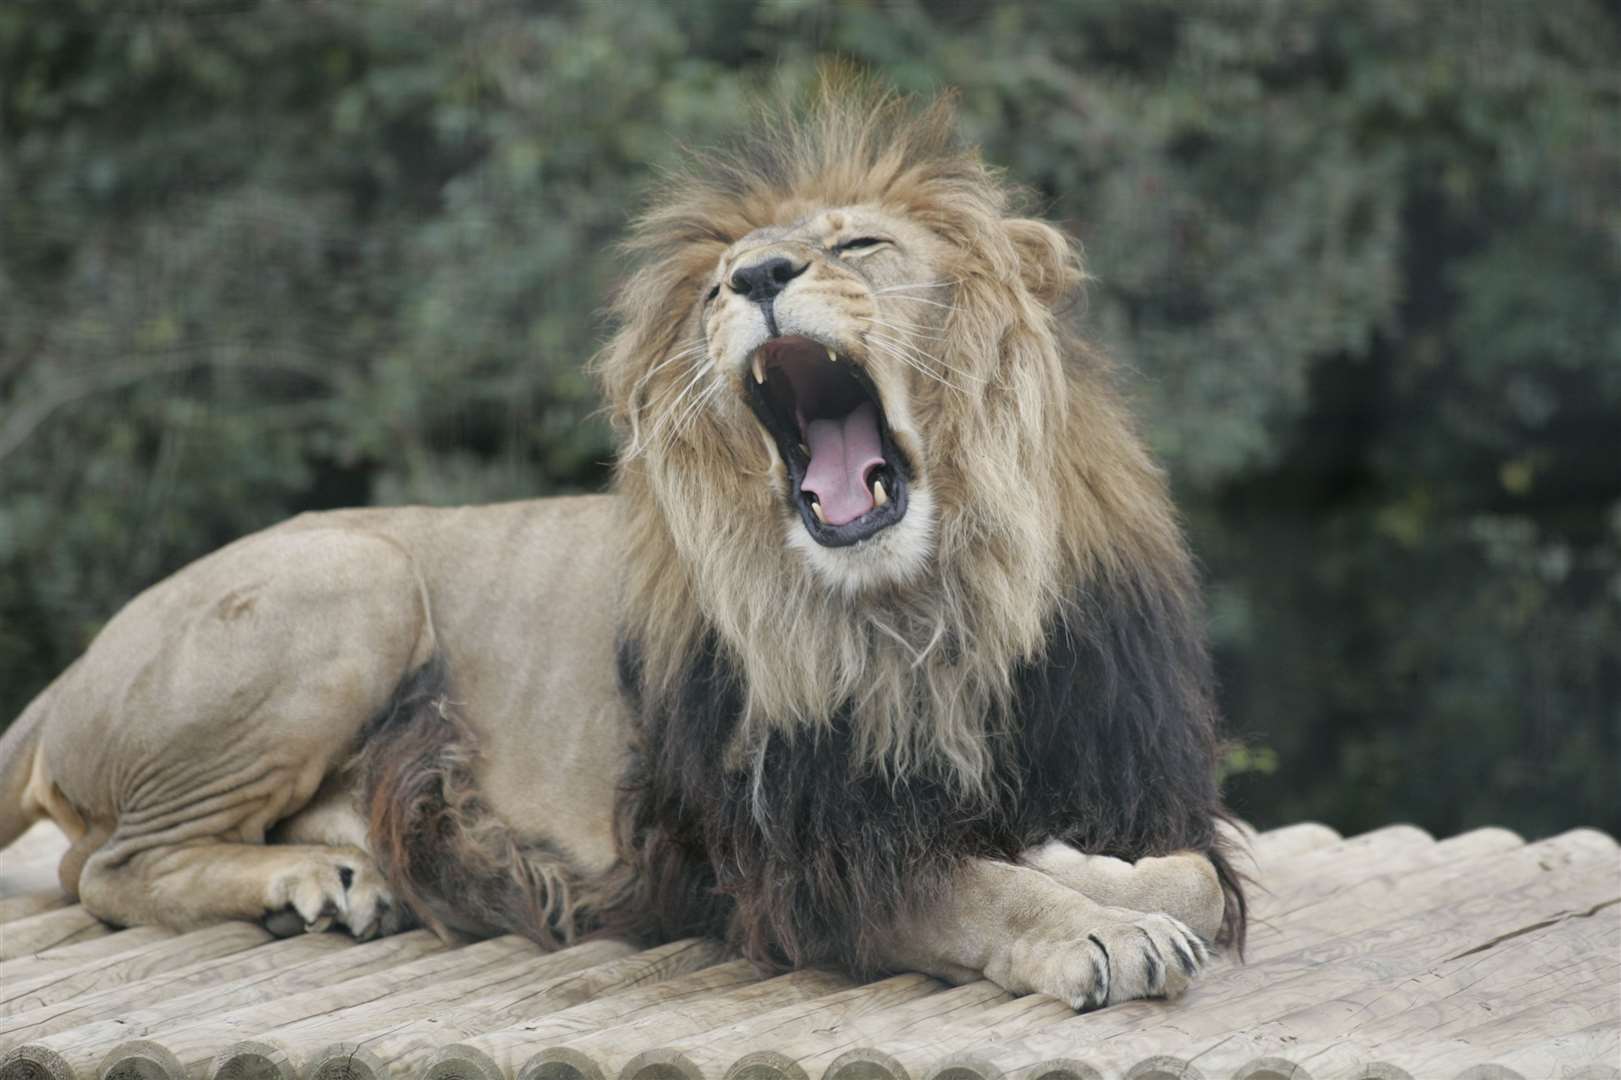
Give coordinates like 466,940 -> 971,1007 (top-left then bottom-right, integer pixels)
752,354 -> 765,384
872,478 -> 889,507
825,346 -> 838,363
810,498 -> 827,524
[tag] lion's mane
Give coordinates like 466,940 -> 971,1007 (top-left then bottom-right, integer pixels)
593,78 -> 1247,972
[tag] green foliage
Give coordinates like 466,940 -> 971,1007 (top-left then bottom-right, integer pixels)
2,0 -> 1616,839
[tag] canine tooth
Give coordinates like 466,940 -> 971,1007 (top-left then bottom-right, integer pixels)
752,354 -> 765,384
810,498 -> 827,524
872,478 -> 889,507
826,346 -> 838,363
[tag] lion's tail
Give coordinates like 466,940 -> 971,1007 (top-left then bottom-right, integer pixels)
351,656 -> 624,947
0,687 -> 51,851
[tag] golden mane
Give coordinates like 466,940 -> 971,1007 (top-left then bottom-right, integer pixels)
596,74 -> 1203,802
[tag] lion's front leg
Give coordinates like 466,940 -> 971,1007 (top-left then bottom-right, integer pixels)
1020,841 -> 1227,941
884,858 -> 1209,1010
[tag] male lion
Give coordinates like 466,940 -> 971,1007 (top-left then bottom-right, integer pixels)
0,81 -> 1245,1009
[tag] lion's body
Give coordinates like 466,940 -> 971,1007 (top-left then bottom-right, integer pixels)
0,77 -> 1245,1008
2,498 -> 627,925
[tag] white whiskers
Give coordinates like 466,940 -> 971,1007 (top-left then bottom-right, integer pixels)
864,324 -> 984,393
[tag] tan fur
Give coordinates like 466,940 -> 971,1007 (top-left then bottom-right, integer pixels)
0,74 -> 1228,1007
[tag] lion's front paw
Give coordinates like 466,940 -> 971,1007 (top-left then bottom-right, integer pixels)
984,906 -> 1209,1010
262,846 -> 408,941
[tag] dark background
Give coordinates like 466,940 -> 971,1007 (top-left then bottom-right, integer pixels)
2,1 -> 1617,841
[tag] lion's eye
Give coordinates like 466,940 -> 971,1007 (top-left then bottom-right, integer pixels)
705,283 -> 720,303
835,236 -> 890,254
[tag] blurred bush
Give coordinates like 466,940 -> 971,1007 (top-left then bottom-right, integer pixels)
2,0 -> 1616,839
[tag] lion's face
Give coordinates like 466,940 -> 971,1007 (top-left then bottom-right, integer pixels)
695,204 -> 955,591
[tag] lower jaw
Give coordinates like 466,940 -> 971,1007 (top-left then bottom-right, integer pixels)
787,472 -> 909,547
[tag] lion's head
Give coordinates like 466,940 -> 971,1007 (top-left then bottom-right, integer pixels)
599,76 -> 1204,797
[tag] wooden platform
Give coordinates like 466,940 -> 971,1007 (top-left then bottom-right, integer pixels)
1,821 -> 1616,1080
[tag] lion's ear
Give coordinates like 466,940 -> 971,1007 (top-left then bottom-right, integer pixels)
1004,218 -> 1085,307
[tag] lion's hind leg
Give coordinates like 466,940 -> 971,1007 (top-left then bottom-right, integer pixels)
37,523 -> 436,941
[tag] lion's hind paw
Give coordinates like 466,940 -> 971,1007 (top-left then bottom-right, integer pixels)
262,846 -> 409,941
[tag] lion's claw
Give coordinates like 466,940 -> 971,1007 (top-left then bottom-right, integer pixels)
987,906 -> 1209,1010
262,846 -> 406,941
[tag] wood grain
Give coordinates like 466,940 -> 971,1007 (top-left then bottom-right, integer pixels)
423,958 -> 770,1080
0,907 -> 108,963
617,974 -> 946,1080
517,969 -> 857,1080
305,938 -> 727,1080
1,923 -> 267,1015
91,936 -> 538,1080
0,932 -> 364,1045
219,938 -> 636,1080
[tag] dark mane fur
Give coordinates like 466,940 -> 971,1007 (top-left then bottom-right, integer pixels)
603,559 -> 1248,974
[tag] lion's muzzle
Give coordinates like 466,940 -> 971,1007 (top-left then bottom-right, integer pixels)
744,334 -> 910,546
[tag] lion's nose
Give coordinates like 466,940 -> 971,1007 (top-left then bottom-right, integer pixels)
729,256 -> 807,303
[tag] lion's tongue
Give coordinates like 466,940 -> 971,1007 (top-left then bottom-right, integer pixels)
801,401 -> 883,526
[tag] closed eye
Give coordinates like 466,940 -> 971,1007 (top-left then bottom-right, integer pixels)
835,236 -> 890,254
705,282 -> 720,302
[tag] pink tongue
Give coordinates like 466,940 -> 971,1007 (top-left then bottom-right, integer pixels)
801,401 -> 884,526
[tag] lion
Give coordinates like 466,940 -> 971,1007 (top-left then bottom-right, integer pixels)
0,78 -> 1245,1010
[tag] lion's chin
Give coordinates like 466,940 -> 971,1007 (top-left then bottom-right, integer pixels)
786,481 -> 936,594
745,335 -> 912,548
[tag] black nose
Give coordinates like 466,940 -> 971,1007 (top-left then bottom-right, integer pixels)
729,256 -> 807,303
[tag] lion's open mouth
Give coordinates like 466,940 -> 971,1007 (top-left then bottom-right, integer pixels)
744,335 -> 909,547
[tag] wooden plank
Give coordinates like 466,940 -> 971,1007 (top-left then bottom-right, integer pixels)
939,829 -> 1620,1080
1246,826 -> 1599,963
512,969 -> 857,1080
422,958 -> 770,1080
1165,902 -> 1620,1079
1252,824 -> 1434,904
0,907 -> 108,962
1,926 -> 174,988
613,974 -> 943,1080
216,938 -> 636,1080
303,938 -> 727,1080
821,990 -> 1076,1080
1245,824 -> 1442,932
98,936 -> 540,1080
1485,1021 -> 1621,1080
1185,974 -> 1620,1080
1249,822 -> 1341,861
1,923 -> 269,1015
28,935 -> 523,1080
704,979 -> 1012,1080
0,933 -> 355,1043
1226,823 -> 1491,967
1342,912 -> 1619,1050
0,893 -> 69,926
0,932 -> 440,1075
1181,827 -> 1618,1017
